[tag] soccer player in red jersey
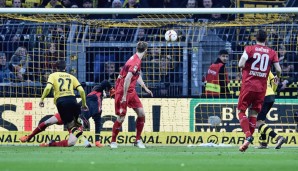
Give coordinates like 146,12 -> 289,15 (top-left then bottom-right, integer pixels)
237,30 -> 282,152
110,41 -> 153,149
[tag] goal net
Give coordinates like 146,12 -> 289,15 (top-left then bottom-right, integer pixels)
0,7 -> 297,147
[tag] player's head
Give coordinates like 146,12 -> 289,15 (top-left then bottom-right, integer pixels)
256,29 -> 267,43
92,80 -> 111,92
218,49 -> 229,63
136,41 -> 148,53
56,60 -> 66,71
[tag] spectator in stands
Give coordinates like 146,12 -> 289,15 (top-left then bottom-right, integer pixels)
136,28 -> 146,41
71,4 -> 78,8
278,44 -> 296,90
83,0 -> 93,8
123,0 -> 140,8
112,0 -> 122,8
202,0 -> 213,8
62,0 -> 77,8
23,0 -> 42,7
0,52 -> 16,83
186,0 -> 197,8
9,46 -> 31,82
205,49 -> 230,97
44,42 -> 65,71
0,0 -> 5,7
45,0 -> 64,8
123,0 -> 140,18
158,55 -> 179,96
12,0 -> 22,8
109,0 -> 125,19
209,4 -> 226,21
193,0 -> 214,21
100,62 -> 118,84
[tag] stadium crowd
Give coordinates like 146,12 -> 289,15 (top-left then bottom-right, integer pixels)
0,0 -> 297,98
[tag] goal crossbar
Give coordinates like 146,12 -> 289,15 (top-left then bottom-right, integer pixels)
0,7 -> 297,14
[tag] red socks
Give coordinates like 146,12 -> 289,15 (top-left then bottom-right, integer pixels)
28,122 -> 47,140
50,140 -> 68,147
111,120 -> 122,142
238,112 -> 251,138
249,116 -> 257,135
136,117 -> 145,141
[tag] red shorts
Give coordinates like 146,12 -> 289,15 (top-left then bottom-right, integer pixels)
115,91 -> 143,116
54,113 -> 64,125
237,90 -> 266,113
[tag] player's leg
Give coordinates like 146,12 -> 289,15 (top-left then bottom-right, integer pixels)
133,107 -> 146,148
40,97 -> 82,147
41,115 -> 83,147
239,91 -> 266,152
237,90 -> 257,152
248,110 -> 257,136
110,115 -> 125,148
20,114 -> 60,142
237,90 -> 252,139
92,113 -> 104,147
256,100 -> 274,149
48,125 -> 83,147
129,92 -> 145,148
111,93 -> 126,148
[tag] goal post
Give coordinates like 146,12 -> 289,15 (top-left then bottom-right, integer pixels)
0,8 -> 297,147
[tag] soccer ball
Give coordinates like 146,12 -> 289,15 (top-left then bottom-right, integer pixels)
165,30 -> 178,42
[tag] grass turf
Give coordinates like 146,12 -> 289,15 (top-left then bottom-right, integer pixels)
0,146 -> 297,171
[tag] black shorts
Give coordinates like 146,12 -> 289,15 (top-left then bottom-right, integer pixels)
80,94 -> 101,119
56,96 -> 81,124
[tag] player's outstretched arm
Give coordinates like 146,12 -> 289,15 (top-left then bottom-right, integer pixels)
137,73 -> 153,97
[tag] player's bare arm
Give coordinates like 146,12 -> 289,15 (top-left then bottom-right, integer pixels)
137,73 -> 153,97
273,62 -> 282,78
238,50 -> 248,68
122,71 -> 133,102
77,85 -> 88,111
39,83 -> 53,107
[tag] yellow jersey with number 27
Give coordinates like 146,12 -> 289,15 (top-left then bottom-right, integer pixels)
47,72 -> 81,104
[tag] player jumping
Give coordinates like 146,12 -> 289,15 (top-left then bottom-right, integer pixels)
237,30 -> 282,152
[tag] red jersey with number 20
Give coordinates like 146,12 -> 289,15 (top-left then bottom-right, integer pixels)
116,54 -> 141,94
241,44 -> 279,93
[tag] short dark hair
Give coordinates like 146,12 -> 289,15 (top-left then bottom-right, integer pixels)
136,41 -> 148,53
256,29 -> 267,43
218,49 -> 229,55
92,80 -> 111,92
56,60 -> 66,71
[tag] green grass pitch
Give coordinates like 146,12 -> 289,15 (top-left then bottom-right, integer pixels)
0,146 -> 297,171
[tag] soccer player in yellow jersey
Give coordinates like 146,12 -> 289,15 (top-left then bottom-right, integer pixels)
39,60 -> 88,147
255,71 -> 286,149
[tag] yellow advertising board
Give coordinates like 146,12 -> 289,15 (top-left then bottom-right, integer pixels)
0,98 -> 190,132
1,131 -> 297,146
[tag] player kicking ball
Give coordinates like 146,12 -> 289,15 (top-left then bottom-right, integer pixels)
20,80 -> 115,147
110,41 -> 153,149
237,30 -> 282,152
